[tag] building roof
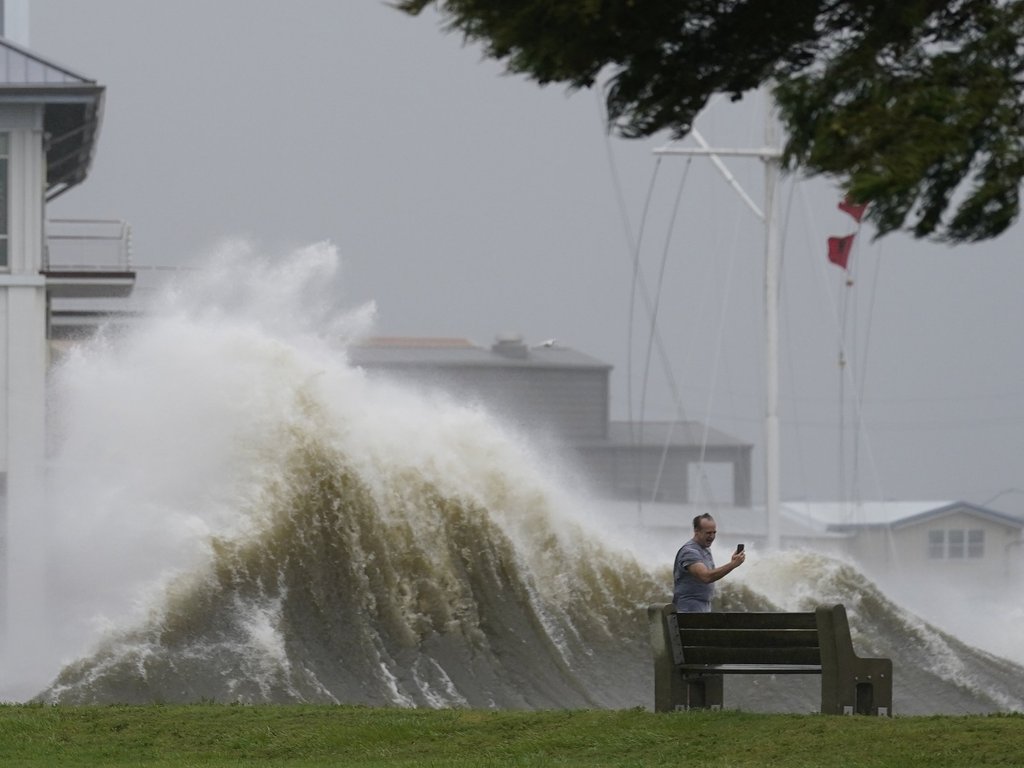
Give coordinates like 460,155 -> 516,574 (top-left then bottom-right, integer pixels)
596,501 -> 847,543
0,37 -> 104,199
781,500 -> 1024,532
348,335 -> 612,371
889,501 -> 1024,531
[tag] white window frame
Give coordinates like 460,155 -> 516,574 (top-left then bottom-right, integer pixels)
927,528 -> 985,559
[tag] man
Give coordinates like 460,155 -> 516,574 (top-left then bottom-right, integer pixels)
673,513 -> 745,612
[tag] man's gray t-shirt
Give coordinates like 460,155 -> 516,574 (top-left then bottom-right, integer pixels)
673,539 -> 715,612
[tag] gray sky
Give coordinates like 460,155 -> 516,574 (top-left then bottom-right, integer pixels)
30,0 -> 1024,514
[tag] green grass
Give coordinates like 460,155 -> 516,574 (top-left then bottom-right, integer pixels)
0,705 -> 1021,767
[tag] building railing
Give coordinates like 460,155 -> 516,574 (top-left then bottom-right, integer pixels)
43,218 -> 133,272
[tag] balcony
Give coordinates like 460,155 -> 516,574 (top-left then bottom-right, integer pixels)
43,218 -> 136,299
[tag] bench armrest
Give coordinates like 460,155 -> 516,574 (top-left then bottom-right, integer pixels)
816,604 -> 893,715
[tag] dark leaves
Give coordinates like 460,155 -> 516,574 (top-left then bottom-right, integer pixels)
399,0 -> 1024,242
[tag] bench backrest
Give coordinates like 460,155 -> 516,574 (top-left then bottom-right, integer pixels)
671,611 -> 822,667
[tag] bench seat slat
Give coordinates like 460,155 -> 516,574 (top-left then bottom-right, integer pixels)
676,612 -> 817,630
677,663 -> 822,675
681,646 -> 822,666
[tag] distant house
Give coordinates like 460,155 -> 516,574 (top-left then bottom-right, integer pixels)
781,501 -> 1024,582
348,335 -> 753,507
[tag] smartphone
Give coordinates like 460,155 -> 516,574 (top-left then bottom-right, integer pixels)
736,543 -> 745,553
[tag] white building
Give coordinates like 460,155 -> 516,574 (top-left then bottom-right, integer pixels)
0,33 -> 133,643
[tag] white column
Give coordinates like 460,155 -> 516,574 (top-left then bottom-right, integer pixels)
2,278 -> 47,659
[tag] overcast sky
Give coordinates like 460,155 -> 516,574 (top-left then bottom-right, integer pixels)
28,1 -> 1024,515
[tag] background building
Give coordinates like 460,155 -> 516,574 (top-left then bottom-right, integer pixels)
348,334 -> 754,508
783,500 -> 1024,584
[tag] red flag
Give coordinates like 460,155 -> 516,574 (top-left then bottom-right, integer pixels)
827,234 -> 855,270
838,196 -> 868,222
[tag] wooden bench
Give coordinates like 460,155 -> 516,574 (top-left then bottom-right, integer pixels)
648,603 -> 892,715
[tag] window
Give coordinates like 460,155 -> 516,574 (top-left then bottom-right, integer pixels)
0,132 -> 7,268
927,528 -> 986,559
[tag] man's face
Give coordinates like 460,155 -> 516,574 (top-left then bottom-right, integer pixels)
694,519 -> 717,548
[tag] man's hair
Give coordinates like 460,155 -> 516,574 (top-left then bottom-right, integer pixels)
693,513 -> 715,531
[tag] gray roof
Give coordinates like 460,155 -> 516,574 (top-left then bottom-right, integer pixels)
0,37 -> 104,199
0,39 -> 91,85
781,500 -> 1024,531
598,502 -> 843,543
348,336 -> 612,371
890,501 -> 1024,531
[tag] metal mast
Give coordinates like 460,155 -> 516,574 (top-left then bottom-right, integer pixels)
654,111 -> 783,550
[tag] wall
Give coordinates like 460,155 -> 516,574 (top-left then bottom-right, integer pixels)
367,363 -> 610,442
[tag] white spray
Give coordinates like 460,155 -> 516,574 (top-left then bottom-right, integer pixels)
1,241 -> 606,700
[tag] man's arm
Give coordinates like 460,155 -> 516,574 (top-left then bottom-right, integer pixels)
687,550 -> 746,584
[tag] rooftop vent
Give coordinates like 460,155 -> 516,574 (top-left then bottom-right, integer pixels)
491,333 -> 529,359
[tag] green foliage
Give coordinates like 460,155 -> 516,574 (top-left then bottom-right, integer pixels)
398,0 -> 1024,243
0,705 -> 1021,766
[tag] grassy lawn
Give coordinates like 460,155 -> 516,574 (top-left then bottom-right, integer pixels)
0,704 -> 1020,767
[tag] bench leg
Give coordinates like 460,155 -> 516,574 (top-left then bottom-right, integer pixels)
821,668 -> 893,716
856,682 -> 873,715
682,674 -> 724,710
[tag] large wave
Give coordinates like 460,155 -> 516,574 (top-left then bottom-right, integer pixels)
11,242 -> 1024,713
